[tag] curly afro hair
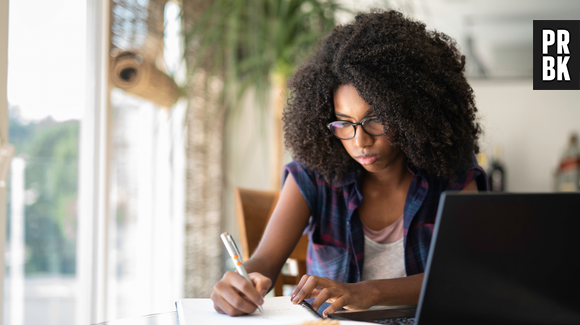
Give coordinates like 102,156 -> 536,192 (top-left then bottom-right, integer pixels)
283,9 -> 481,183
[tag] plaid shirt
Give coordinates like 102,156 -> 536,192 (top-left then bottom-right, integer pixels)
282,157 -> 488,283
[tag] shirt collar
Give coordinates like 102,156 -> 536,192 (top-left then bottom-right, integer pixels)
332,168 -> 359,187
332,159 -> 427,209
406,159 -> 419,176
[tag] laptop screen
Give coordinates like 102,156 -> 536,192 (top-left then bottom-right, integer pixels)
417,192 -> 580,325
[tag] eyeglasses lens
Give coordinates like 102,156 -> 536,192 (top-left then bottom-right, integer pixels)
329,121 -> 353,139
363,118 -> 384,136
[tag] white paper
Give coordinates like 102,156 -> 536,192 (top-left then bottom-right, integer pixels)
176,296 -> 319,325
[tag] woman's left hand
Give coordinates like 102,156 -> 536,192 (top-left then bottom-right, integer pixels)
291,275 -> 378,317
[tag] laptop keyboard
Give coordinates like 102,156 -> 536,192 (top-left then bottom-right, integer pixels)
374,317 -> 416,324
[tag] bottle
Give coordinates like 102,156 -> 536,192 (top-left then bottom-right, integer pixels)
476,151 -> 489,174
489,145 -> 506,192
555,133 -> 580,192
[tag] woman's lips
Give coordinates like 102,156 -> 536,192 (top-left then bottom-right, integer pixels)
356,155 -> 378,165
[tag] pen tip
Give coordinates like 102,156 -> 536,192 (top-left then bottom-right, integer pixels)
258,306 -> 264,313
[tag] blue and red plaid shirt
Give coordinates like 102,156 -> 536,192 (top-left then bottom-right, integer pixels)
282,157 -> 488,283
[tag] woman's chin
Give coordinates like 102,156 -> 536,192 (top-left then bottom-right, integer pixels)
360,162 -> 382,173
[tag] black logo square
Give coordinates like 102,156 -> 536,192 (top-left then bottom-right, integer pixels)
533,20 -> 580,90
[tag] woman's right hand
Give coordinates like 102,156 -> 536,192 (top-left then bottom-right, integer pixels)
211,174 -> 309,316
210,271 -> 272,316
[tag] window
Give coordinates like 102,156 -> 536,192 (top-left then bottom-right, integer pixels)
5,1 -> 185,324
4,1 -> 86,324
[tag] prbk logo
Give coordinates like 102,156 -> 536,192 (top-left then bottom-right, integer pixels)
533,20 -> 580,90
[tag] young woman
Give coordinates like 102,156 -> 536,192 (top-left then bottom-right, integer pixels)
210,10 -> 488,317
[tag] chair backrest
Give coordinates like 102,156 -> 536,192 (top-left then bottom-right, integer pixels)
233,187 -> 308,296
233,187 -> 279,261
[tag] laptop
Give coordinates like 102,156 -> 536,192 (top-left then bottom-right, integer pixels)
328,192 -> 580,325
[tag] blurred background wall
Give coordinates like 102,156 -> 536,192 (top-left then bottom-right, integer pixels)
471,80 -> 580,192
420,0 -> 580,192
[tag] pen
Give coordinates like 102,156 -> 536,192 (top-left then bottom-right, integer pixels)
220,232 -> 264,313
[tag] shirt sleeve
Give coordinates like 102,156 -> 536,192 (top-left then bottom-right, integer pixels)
282,161 -> 319,218
446,154 -> 489,191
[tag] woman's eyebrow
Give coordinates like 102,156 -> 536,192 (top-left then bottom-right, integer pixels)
335,112 -> 352,118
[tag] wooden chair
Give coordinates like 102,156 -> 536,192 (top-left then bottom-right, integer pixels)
234,187 -> 308,296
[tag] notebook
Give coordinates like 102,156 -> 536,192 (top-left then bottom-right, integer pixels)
176,296 -> 361,325
329,192 -> 580,325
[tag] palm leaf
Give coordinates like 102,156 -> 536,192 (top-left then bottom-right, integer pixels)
183,0 -> 349,111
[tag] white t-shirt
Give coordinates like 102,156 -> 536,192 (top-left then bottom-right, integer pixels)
361,214 -> 407,281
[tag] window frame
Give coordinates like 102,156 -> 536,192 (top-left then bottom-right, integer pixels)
1,0 -> 10,321
76,0 -> 111,323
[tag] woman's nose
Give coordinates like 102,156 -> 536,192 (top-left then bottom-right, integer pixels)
353,125 -> 373,148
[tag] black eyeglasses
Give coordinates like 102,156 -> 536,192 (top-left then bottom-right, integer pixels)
326,116 -> 386,140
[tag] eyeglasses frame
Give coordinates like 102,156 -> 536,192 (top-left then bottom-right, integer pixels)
326,116 -> 387,140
